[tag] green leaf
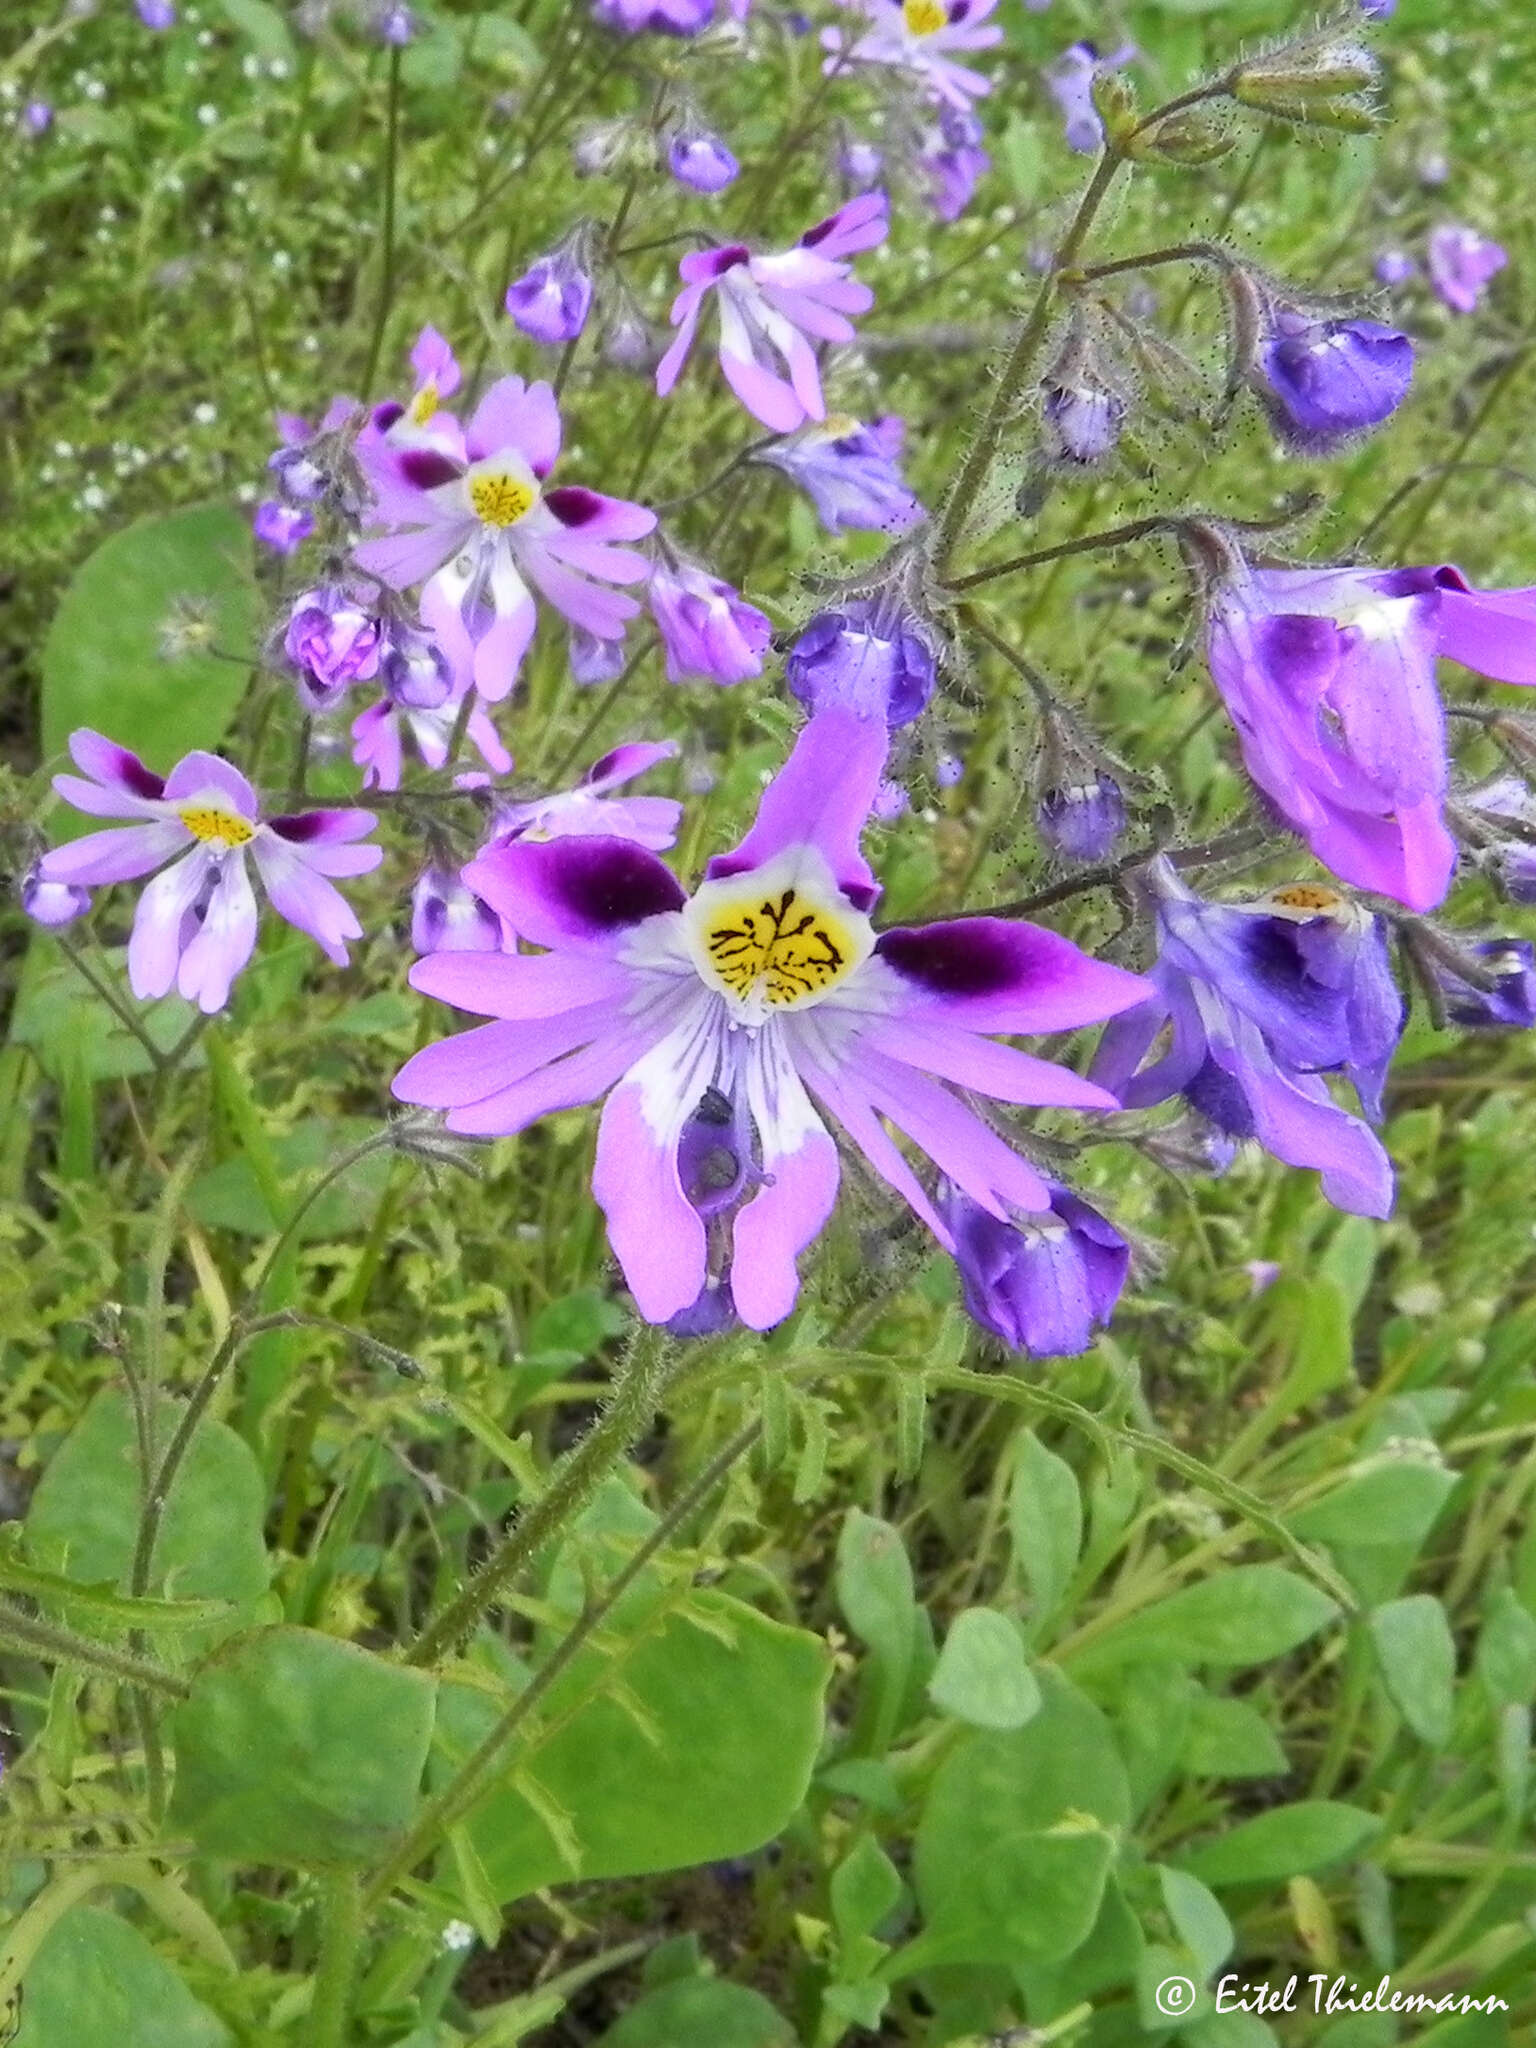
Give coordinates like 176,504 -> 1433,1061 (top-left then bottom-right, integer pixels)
1178,1802 -> 1383,1887
1070,1566 -> 1338,1673
899,1666 -> 1131,1973
1368,1596 -> 1457,1746
836,1509 -> 917,1753
927,1608 -> 1041,1731
17,1905 -> 228,2048
169,1625 -> 438,1867
40,504 -> 259,791
1179,1690 -> 1289,1778
1288,1463 -> 1456,1548
1159,1865 -> 1234,1979
597,1979 -> 793,2048
215,0 -> 295,60
830,1835 -> 902,1945
1475,1588 -> 1536,1709
1008,1431 -> 1082,1635
441,1589 -> 829,1903
24,1387 -> 269,1646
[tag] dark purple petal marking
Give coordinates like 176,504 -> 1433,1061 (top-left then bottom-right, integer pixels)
544,485 -> 604,528
371,401 -> 405,432
584,747 -> 626,785
704,244 -> 752,277
877,921 -> 1032,997
547,838 -> 686,929
399,449 -> 465,491
113,747 -> 167,800
266,812 -> 327,843
799,214 -> 838,250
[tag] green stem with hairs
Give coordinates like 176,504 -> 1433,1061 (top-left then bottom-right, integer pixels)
0,1601 -> 189,1698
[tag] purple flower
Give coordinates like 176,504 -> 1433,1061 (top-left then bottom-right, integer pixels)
282,587 -> 383,712
1046,42 -> 1133,153
667,128 -> 739,193
647,557 -> 771,686
1427,224 -> 1507,314
656,194 -> 888,432
22,101 -> 53,137
570,626 -> 628,686
487,742 -> 682,853
943,1180 -> 1129,1356
265,395 -> 360,509
919,102 -> 989,222
411,866 -> 507,954
21,866 -> 89,927
786,599 -> 938,728
824,0 -> 1004,111
354,368 -> 656,702
1038,777 -> 1126,862
505,235 -> 595,347
371,2 -> 416,43
839,138 -> 885,190
1359,0 -> 1396,16
1456,775 -> 1536,902
1092,862 -> 1402,1216
1375,248 -> 1417,287
253,501 -> 315,554
1042,382 -> 1123,467
31,732 -> 382,1012
351,653 -> 508,792
1433,940 -> 1536,1029
758,415 -> 922,534
136,0 -> 176,28
1256,305 -> 1414,453
394,709 -> 1148,1330
1207,556 -> 1536,911
594,0 -> 716,29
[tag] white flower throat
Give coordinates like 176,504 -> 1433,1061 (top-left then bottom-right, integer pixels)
683,849 -> 874,1027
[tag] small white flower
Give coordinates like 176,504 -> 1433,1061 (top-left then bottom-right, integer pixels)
197,102 -> 218,126
271,250 -> 292,272
80,484 -> 108,511
192,401 -> 218,426
268,58 -> 290,78
241,53 -> 259,79
235,481 -> 257,504
53,440 -> 74,459
441,1920 -> 476,1954
83,78 -> 106,101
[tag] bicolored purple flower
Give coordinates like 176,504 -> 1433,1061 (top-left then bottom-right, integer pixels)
1432,939 -> 1536,1029
656,194 -> 888,433
757,415 -> 922,534
394,710 -> 1148,1330
355,371 -> 656,701
1427,223 -> 1507,314
352,662 -> 509,793
919,102 -> 990,222
1207,556 -> 1536,912
786,599 -> 938,728
667,126 -> 739,193
283,586 -> 383,712
823,0 -> 1003,111
253,501 -> 315,555
647,556 -> 771,686
266,395 -> 359,508
31,733 -> 382,1012
1038,777 -> 1126,862
1092,862 -> 1402,1216
506,234 -> 595,347
487,742 -> 682,854
1046,41 -> 1134,154
412,866 -> 507,955
1255,305 -> 1414,453
21,866 -> 89,927
943,1180 -> 1129,1356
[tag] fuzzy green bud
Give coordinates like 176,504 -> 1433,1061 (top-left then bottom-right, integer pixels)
1132,110 -> 1238,165
1092,69 -> 1140,151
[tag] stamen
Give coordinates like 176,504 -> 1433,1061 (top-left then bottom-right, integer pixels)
903,0 -> 948,35
701,885 -> 859,1007
469,471 -> 537,527
178,806 -> 255,847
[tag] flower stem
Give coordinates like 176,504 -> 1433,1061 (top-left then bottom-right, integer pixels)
360,46 -> 403,402
0,1599 -> 189,1698
54,935 -> 167,1073
368,1415 -> 762,1907
934,147 -> 1124,573
404,1323 -> 677,1670
310,1871 -> 365,2048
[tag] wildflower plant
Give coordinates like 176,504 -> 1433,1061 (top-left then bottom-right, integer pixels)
4,0 -> 1536,2043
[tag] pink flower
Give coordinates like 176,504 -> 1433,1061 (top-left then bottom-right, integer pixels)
394,711 -> 1147,1330
354,373 -> 656,702
655,194 -> 888,432
823,1 -> 1003,111
32,733 -> 382,1012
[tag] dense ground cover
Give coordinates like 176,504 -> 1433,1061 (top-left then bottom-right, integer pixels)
3,1 -> 1536,2044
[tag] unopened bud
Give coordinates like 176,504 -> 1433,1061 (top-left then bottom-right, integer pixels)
1236,93 -> 1379,133
1092,69 -> 1139,148
1133,110 -> 1237,165
1231,40 -> 1378,105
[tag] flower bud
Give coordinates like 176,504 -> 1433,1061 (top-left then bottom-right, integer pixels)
667,126 -> 739,194
942,1180 -> 1129,1358
1040,315 -> 1128,469
1230,34 -> 1378,107
1038,777 -> 1127,863
1133,109 -> 1238,164
380,619 -> 453,711
1431,938 -> 1536,1030
505,228 -> 595,346
411,864 -> 505,955
284,587 -> 383,711
648,554 -> 771,687
569,626 -> 628,687
22,866 -> 90,927
786,598 -> 939,730
254,501 -> 315,556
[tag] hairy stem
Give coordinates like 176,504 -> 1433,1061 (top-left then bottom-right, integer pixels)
360,46 -> 403,400
310,1870 -> 366,2048
0,1600 -> 190,1698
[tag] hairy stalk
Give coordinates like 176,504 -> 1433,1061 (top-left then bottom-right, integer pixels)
949,513 -> 1173,593
0,1600 -> 190,1698
310,1871 -> 366,2048
405,1324 -> 678,1669
360,46 -> 403,400
371,1416 -> 762,1905
53,935 -> 167,1073
934,147 -> 1124,571
249,1127 -> 402,1306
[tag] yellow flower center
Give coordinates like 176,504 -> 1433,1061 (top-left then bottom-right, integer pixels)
469,470 -> 537,528
698,884 -> 863,1011
178,806 -> 254,847
408,378 -> 439,425
1266,883 -> 1345,914
903,0 -> 947,36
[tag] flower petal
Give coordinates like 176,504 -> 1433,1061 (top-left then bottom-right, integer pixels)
706,707 -> 888,911
875,918 -> 1150,1034
464,836 -> 686,948
592,1082 -> 709,1324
